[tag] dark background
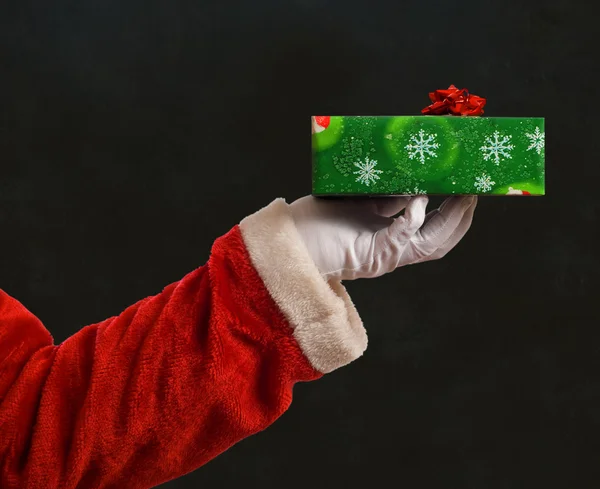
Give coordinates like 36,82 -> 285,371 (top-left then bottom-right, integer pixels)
1,0 -> 598,487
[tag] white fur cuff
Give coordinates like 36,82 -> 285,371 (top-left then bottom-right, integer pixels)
239,198 -> 367,374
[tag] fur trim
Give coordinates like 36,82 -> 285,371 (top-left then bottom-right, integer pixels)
239,199 -> 367,374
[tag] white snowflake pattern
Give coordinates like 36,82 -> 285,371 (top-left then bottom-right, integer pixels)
525,126 -> 545,154
412,186 -> 427,195
474,173 -> 496,193
480,131 -> 514,165
353,157 -> 383,186
405,129 -> 439,164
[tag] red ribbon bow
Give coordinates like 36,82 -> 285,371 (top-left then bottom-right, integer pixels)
421,85 -> 486,116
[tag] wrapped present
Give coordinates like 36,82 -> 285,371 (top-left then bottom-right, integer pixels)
311,87 -> 545,196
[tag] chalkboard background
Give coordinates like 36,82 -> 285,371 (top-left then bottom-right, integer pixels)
0,0 -> 597,487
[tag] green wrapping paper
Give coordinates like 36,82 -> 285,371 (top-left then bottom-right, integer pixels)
311,116 -> 545,196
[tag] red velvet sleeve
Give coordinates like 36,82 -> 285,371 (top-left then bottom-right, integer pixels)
0,199 -> 367,489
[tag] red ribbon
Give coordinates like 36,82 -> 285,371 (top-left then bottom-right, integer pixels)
421,85 -> 486,116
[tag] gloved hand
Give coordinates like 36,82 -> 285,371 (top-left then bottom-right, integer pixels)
289,195 -> 477,281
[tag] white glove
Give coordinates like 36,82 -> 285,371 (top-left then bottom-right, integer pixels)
289,195 -> 477,281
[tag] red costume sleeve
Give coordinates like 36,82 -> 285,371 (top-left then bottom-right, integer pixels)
0,199 -> 367,489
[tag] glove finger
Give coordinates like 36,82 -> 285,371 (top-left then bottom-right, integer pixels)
371,197 -> 410,217
349,197 -> 410,217
421,196 -> 455,227
414,196 -> 473,246
384,196 -> 428,242
421,196 -> 477,261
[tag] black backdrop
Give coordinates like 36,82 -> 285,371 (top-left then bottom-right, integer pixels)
1,0 -> 598,487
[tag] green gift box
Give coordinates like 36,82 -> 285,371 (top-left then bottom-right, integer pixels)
311,116 -> 545,196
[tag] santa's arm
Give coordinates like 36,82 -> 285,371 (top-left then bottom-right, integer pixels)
0,199 -> 366,489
